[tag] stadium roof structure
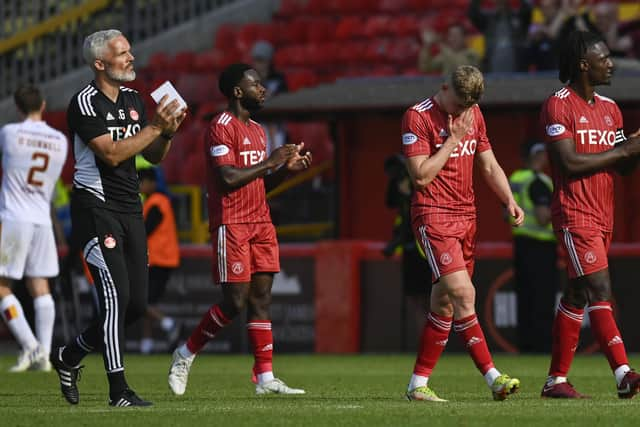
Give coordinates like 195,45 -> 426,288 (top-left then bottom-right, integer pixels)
261,72 -> 640,120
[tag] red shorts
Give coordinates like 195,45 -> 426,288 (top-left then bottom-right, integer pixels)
414,219 -> 476,282
556,227 -> 611,279
211,223 -> 280,283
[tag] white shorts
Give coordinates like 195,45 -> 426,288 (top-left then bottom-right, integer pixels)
0,220 -> 59,280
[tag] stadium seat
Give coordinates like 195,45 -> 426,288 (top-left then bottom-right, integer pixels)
335,16 -> 366,41
172,51 -> 197,73
214,24 -> 238,50
362,15 -> 394,38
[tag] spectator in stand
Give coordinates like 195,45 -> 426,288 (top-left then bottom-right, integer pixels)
469,0 -> 532,72
592,2 -> 634,58
250,40 -> 288,157
250,40 -> 287,101
250,40 -> 290,224
418,24 -> 480,76
526,0 -> 566,71
556,0 -> 599,52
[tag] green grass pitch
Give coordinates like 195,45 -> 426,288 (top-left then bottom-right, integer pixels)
1,354 -> 639,426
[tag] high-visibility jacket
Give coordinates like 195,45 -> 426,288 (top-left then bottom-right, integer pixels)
509,168 -> 556,242
143,192 -> 180,267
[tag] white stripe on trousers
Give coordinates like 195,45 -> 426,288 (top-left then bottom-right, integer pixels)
418,225 -> 440,279
218,225 -> 227,283
98,268 -> 122,372
562,228 -> 584,276
84,238 -> 122,372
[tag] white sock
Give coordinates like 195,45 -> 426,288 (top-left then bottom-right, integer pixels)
0,294 -> 38,350
484,368 -> 501,387
33,294 -> 55,355
140,338 -> 153,354
258,371 -> 275,384
161,317 -> 175,332
178,344 -> 194,358
408,374 -> 429,391
546,375 -> 567,386
614,364 -> 631,386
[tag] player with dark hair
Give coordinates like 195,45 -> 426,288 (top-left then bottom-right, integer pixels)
168,63 -> 311,396
402,65 -> 524,402
540,30 -> 640,399
0,84 -> 68,372
49,29 -> 186,407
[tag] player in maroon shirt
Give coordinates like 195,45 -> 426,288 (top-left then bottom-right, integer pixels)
539,31 -> 640,399
401,65 -> 525,402
168,63 -> 311,396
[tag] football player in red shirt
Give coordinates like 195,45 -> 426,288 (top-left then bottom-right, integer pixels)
168,63 -> 311,396
401,65 -> 525,402
540,31 -> 640,399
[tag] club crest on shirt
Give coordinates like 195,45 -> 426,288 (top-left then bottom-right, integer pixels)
129,108 -> 139,121
104,234 -> 116,249
604,115 -> 613,126
232,262 -> 244,275
440,253 -> 453,265
584,251 -> 597,264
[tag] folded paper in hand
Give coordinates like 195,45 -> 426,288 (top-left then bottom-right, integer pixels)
150,81 -> 187,110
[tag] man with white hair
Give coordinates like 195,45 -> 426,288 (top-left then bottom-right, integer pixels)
49,29 -> 186,407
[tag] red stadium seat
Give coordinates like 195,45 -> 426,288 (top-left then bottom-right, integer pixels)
172,51 -> 197,73
286,69 -> 319,92
214,24 -> 238,50
362,15 -> 394,38
335,16 -> 366,41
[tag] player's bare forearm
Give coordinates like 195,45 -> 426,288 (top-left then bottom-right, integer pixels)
550,138 -> 640,177
218,162 -> 275,190
407,139 -> 458,189
89,125 -> 163,167
142,136 -> 172,164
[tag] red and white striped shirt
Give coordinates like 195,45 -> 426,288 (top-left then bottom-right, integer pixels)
205,111 -> 271,229
401,97 -> 492,224
540,86 -> 625,232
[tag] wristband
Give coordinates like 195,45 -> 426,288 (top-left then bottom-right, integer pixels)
161,131 -> 174,140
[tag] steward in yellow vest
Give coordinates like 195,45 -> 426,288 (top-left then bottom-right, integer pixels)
507,142 -> 558,353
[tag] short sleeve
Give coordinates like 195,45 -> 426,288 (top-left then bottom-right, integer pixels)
475,106 -> 492,153
611,102 -> 626,144
67,96 -> 109,143
541,97 -> 573,143
206,121 -> 236,168
401,109 -> 432,158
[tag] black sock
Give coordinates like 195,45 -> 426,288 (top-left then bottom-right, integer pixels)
62,340 -> 89,367
108,371 -> 129,399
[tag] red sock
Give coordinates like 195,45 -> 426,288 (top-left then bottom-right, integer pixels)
548,300 -> 583,377
588,302 -> 628,371
413,312 -> 452,377
454,313 -> 494,374
248,321 -> 273,375
186,304 -> 231,354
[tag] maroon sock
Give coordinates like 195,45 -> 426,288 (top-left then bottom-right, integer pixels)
186,304 -> 230,354
548,300 -> 583,377
413,312 -> 452,377
454,313 -> 494,375
588,301 -> 628,371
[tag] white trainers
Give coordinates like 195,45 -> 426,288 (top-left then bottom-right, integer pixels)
168,348 -> 195,395
8,345 -> 48,372
255,378 -> 305,395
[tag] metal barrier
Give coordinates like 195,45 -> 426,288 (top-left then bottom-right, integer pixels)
0,0 -> 234,98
